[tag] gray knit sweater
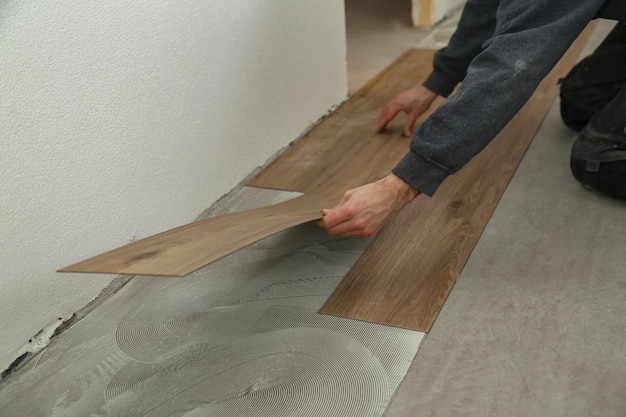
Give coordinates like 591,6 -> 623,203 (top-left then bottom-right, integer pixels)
392,0 -> 624,196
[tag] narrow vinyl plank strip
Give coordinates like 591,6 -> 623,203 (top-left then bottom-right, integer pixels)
249,49 -> 440,193
320,24 -> 595,331
59,188 -> 336,276
59,50 -> 437,276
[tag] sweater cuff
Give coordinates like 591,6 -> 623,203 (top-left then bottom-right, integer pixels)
391,151 -> 453,196
423,71 -> 458,98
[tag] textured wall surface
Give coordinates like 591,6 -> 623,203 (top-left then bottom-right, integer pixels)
0,0 -> 347,371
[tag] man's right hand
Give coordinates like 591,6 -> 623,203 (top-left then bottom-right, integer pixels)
376,85 -> 438,137
317,173 -> 420,237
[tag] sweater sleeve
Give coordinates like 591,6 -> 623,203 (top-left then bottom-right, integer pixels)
393,0 -> 606,196
423,0 -> 499,98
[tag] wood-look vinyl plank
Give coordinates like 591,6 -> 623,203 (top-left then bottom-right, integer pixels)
60,23 -> 591,279
319,24 -> 595,331
58,126 -> 416,276
59,125 -> 414,277
59,50 -> 437,276
249,49 -> 440,193
59,188 -> 336,276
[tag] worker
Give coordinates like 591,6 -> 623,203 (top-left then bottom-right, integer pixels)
319,0 -> 625,237
562,22 -> 626,199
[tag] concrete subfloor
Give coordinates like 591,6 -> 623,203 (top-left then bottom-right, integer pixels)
0,188 -> 425,416
1,1 -> 625,416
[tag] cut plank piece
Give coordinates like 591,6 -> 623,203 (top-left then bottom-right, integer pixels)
60,49 -> 437,276
319,24 -> 595,331
60,189 -> 334,276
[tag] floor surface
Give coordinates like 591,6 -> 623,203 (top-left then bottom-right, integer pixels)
375,14 -> 626,416
384,89 -> 626,417
1,1 -> 625,416
0,188 -> 424,416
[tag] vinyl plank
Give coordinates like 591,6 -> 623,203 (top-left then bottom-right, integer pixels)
59,188 -> 336,276
59,50 -> 437,276
319,24 -> 595,331
249,49 -> 440,193
60,24 -> 590,279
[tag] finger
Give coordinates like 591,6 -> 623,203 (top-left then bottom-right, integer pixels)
376,104 -> 401,132
316,208 -> 330,228
325,219 -> 362,237
319,207 -> 346,231
404,112 -> 420,137
326,219 -> 376,238
315,209 -> 328,226
314,218 -> 325,229
322,208 -> 369,237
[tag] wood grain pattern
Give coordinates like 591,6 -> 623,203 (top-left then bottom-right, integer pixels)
59,126 -> 412,276
60,188 -> 335,276
249,49 -> 440,193
60,22 -> 591,280
319,24 -> 595,331
60,50 -> 437,276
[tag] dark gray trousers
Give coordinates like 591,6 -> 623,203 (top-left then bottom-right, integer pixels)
560,21 -> 626,200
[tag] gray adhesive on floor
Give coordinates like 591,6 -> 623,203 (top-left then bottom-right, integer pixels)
0,188 -> 424,417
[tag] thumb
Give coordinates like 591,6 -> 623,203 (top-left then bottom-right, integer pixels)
404,112 -> 419,137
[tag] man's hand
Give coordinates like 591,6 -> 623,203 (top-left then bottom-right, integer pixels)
376,85 -> 438,137
318,174 -> 420,237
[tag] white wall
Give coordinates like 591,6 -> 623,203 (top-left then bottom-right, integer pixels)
0,0 -> 347,372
